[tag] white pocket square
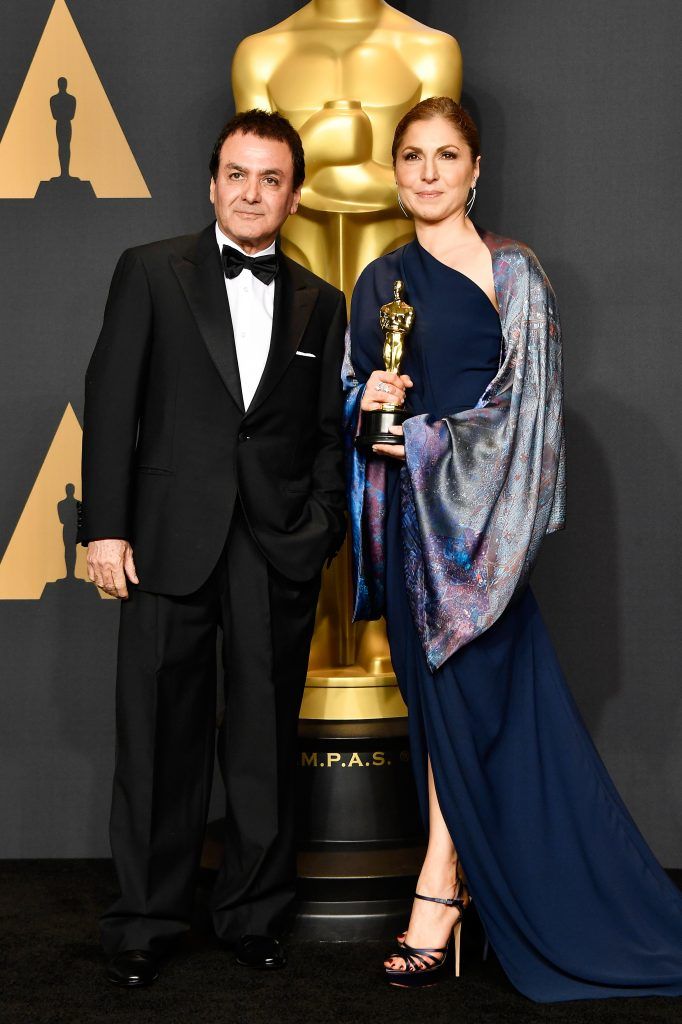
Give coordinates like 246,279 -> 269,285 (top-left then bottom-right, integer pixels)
295,350 -> 317,358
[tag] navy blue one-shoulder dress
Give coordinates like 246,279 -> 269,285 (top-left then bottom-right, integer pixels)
350,238 -> 682,1002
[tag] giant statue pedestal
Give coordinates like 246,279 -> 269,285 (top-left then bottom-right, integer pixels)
295,597 -> 425,939
295,717 -> 424,939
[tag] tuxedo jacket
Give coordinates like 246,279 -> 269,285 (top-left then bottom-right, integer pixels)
78,222 -> 347,594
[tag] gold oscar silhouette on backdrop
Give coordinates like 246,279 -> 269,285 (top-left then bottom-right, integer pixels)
233,1 -> 461,720
35,76 -> 96,197
0,404 -> 110,599
0,0 -> 149,199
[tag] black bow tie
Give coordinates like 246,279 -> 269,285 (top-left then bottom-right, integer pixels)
221,245 -> 279,286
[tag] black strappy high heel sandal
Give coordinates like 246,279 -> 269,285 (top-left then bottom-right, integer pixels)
384,889 -> 469,988
395,875 -> 470,947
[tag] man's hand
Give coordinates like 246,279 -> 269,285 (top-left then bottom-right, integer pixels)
86,539 -> 139,599
360,370 -> 413,413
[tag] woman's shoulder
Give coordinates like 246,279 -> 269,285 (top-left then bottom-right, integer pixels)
478,227 -> 554,299
478,227 -> 543,270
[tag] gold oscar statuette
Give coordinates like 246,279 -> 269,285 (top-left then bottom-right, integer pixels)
356,279 -> 414,452
231,2 -> 462,719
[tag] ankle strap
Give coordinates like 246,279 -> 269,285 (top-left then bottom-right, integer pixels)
415,892 -> 462,908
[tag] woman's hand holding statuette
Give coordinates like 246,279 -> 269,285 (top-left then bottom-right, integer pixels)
360,370 -> 413,412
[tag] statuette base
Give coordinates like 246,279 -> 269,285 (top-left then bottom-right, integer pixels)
356,408 -> 408,452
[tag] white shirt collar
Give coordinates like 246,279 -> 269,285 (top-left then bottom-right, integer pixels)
215,221 -> 276,258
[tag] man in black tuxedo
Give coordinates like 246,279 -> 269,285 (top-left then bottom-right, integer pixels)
78,110 -> 346,986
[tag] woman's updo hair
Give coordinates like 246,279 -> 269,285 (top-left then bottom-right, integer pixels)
391,97 -> 480,165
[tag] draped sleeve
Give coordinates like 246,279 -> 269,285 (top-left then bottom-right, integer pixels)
342,251 -> 403,620
401,234 -> 565,670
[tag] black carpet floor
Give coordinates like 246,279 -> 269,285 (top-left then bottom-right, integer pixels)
1,861 -> 681,1024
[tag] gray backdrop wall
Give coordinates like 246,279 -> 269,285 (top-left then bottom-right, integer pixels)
1,0 -> 680,862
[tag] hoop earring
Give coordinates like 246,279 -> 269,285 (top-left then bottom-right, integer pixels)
396,190 -> 410,218
465,184 -> 477,218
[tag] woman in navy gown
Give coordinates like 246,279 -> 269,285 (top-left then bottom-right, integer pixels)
343,97 -> 682,1001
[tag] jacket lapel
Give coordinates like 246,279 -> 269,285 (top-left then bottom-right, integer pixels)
246,253 -> 319,415
171,223 -> 244,412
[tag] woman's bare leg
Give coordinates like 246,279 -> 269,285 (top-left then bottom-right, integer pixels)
385,757 -> 462,969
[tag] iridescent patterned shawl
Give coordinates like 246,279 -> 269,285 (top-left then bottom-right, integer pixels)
344,229 -> 565,671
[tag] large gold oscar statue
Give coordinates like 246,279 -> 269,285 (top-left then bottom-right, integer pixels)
232,1 -> 461,721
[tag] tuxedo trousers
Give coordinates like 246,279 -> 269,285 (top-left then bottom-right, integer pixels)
100,505 -> 321,955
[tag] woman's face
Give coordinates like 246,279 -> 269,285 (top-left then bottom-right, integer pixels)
394,116 -> 480,224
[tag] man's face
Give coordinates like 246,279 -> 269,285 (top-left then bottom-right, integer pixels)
209,131 -> 301,254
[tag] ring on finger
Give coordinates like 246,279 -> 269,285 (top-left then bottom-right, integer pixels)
375,382 -> 391,393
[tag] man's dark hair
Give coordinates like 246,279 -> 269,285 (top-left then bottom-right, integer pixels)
209,109 -> 305,190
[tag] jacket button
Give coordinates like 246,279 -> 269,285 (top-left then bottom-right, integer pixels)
238,431 -> 250,442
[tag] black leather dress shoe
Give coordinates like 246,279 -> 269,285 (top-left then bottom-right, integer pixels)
235,934 -> 287,970
106,949 -> 160,987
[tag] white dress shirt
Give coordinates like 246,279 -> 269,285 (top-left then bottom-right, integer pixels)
215,222 -> 275,409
